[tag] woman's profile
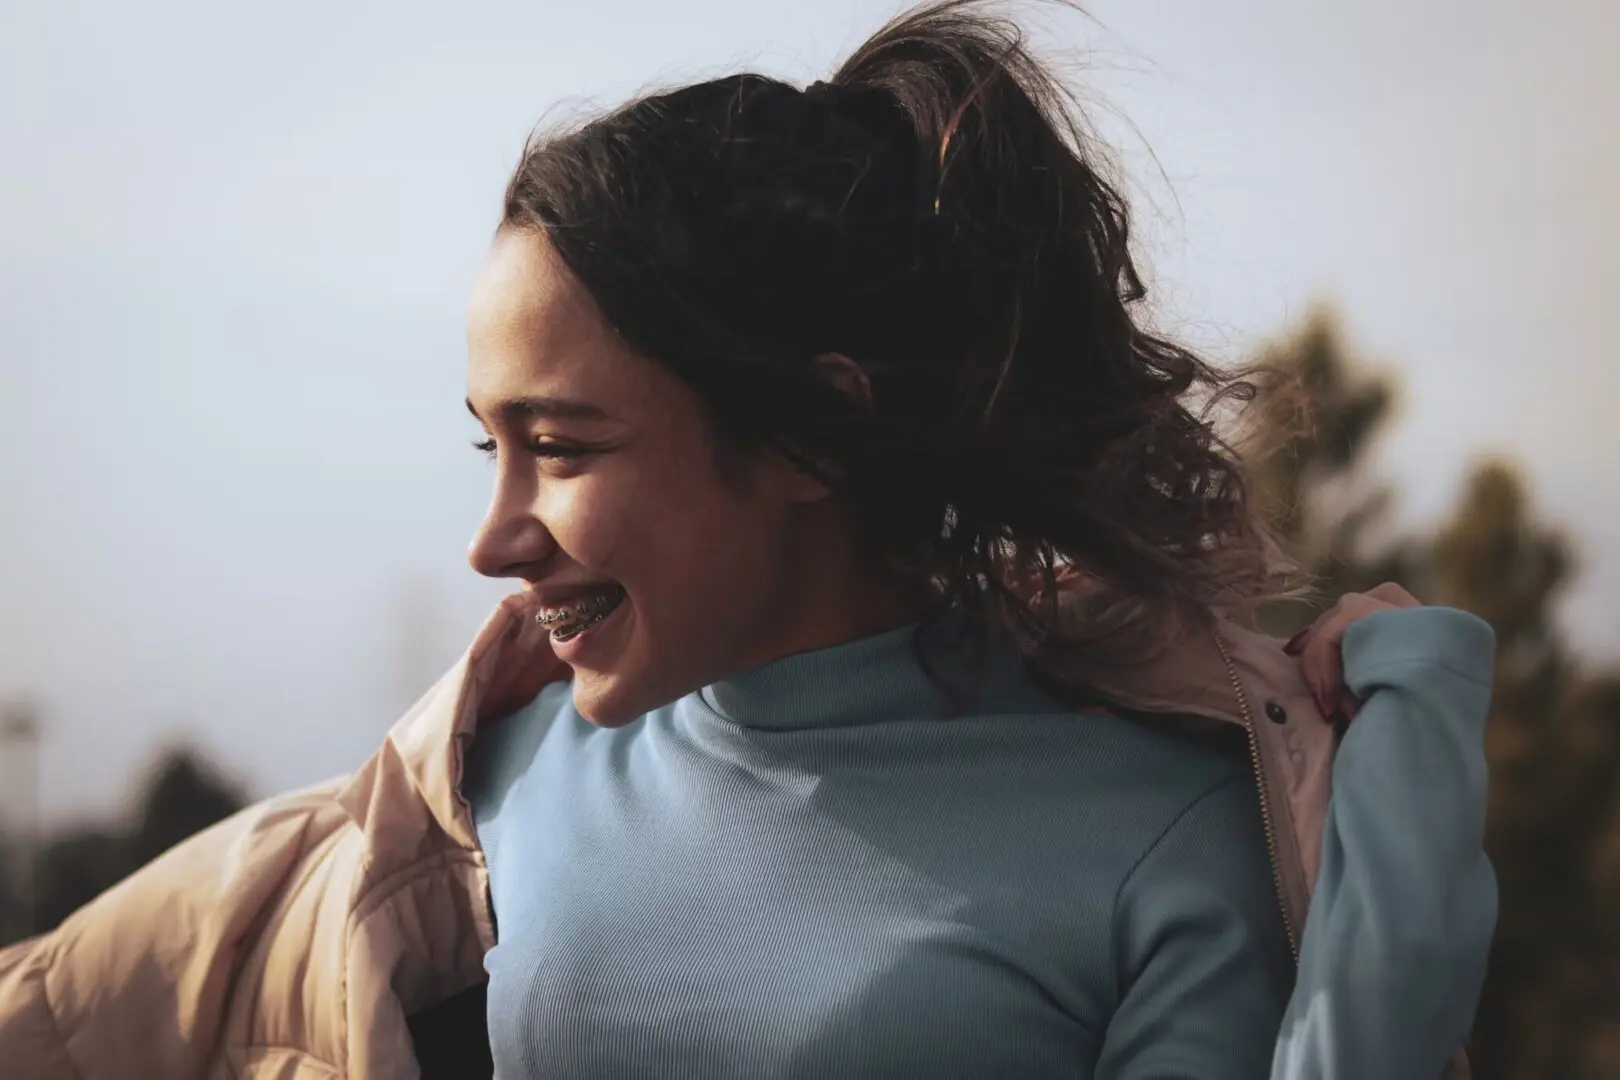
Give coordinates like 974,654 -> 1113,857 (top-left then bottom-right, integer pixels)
0,2 -> 1495,1078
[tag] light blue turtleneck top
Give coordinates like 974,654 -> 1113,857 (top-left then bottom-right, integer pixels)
466,607 -> 1495,1079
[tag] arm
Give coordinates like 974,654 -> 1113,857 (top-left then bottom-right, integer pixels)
1098,775 -> 1295,1079
1272,606 -> 1497,1080
0,779 -> 351,1080
0,938 -> 78,1080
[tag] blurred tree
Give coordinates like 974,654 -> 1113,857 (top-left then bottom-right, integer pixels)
1243,306 -> 1424,637
24,745 -> 247,939
1431,465 -> 1620,1079
0,701 -> 41,946
1248,310 -> 1620,1079
0,836 -> 25,944
128,748 -> 247,870
32,828 -> 138,936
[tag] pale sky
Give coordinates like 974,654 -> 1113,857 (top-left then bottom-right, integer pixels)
2,0 -> 1616,824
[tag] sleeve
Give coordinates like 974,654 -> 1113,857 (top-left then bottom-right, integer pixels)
1097,774 -> 1296,1079
0,937 -> 79,1080
0,778 -> 351,1080
1271,606 -> 1497,1080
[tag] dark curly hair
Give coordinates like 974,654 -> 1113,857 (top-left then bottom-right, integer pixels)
501,0 -> 1294,662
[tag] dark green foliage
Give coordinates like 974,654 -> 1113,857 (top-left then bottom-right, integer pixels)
0,746 -> 247,943
1250,309 -> 1620,1079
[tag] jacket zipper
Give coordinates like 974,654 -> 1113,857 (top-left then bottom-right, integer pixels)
1213,631 -> 1301,960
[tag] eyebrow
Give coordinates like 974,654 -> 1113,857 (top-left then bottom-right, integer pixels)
465,395 -> 612,425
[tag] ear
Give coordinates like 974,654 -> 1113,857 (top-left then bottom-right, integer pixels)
753,454 -> 835,505
812,352 -> 874,407
749,354 -> 873,505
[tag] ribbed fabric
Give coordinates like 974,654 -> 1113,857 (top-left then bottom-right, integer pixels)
1271,607 -> 1498,1080
465,618 -> 1293,1079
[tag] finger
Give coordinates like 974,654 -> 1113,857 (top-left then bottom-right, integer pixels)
1304,591 -> 1401,717
1288,604 -> 1338,715
1283,625 -> 1311,656
1365,581 -> 1420,609
1299,595 -> 1381,715
1285,593 -> 1346,657
1299,620 -> 1341,718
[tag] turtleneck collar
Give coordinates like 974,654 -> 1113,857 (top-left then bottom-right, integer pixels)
695,611 -> 1058,731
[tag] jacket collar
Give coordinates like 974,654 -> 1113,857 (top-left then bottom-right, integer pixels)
337,595 -> 554,855
1035,615 -> 1306,726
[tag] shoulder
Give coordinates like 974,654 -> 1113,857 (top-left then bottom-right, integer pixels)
1053,704 -> 1255,831
957,701 -> 1259,906
1108,712 -> 1261,886
1102,723 -> 1282,970
464,680 -> 577,825
1020,704 -> 1267,910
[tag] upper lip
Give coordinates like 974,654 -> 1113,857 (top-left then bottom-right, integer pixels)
523,581 -> 624,609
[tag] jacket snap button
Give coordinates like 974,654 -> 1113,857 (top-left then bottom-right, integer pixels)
1264,701 -> 1288,725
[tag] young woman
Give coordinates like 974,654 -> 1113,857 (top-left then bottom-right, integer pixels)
0,3 -> 1494,1078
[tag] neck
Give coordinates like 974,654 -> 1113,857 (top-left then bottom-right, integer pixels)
740,519 -> 935,675
794,560 -> 936,655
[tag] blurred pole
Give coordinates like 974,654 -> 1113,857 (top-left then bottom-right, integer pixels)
391,573 -> 445,713
1,700 -> 41,937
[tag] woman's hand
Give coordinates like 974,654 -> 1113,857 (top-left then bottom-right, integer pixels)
1283,582 -> 1422,724
477,592 -> 572,724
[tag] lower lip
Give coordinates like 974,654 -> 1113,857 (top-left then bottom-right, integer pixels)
548,600 -> 625,663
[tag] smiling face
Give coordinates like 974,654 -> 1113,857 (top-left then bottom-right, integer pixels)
465,229 -> 920,726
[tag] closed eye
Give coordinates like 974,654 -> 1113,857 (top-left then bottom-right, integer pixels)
471,437 -> 592,461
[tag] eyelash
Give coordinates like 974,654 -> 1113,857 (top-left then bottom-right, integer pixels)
471,438 -> 590,461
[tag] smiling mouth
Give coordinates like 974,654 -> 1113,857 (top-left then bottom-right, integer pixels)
535,583 -> 627,642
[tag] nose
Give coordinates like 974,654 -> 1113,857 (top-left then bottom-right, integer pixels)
468,480 -> 555,579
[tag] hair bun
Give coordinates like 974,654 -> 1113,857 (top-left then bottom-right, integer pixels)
801,80 -> 917,164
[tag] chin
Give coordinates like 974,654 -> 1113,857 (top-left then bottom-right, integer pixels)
568,673 -> 649,729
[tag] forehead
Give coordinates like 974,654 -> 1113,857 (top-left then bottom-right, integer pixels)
466,229 -> 640,408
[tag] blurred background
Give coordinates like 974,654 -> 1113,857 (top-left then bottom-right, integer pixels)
1,0 -> 1615,1075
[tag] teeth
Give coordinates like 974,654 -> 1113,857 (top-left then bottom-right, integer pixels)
536,586 -> 624,637
551,608 -> 608,643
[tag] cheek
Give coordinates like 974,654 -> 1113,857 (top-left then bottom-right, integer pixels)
586,454 -> 783,599
537,450 -> 729,575
537,471 -> 644,572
